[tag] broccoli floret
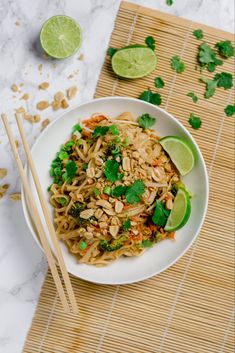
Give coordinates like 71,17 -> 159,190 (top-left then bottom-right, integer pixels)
99,235 -> 127,252
69,202 -> 87,226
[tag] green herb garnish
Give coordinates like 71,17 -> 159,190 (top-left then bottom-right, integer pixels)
214,72 -> 233,89
123,138 -> 129,147
154,77 -> 165,88
139,89 -> 162,106
59,197 -> 68,206
137,113 -> 156,129
141,239 -> 153,248
94,188 -> 100,196
193,29 -> 203,40
166,0 -> 173,5
103,186 -> 111,195
109,124 -> 120,135
107,47 -> 117,58
72,123 -> 82,133
62,160 -> 77,183
145,36 -> 155,51
112,185 -> 127,197
58,150 -> 69,160
198,43 -> 223,72
125,179 -> 145,204
171,55 -> 185,73
224,105 -> 235,117
187,92 -> 198,103
104,159 -> 123,182
152,201 -> 170,227
123,219 -> 131,231
93,126 -> 109,138
200,77 -> 218,98
188,113 -> 202,129
215,40 -> 234,58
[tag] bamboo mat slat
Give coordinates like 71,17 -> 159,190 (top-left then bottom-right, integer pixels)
23,2 -> 234,352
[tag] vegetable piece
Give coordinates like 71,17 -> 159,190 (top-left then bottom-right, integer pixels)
137,113 -> 156,129
145,36 -> 155,51
154,77 -> 165,88
79,241 -> 87,251
125,179 -> 145,204
62,160 -> 77,183
141,239 -> 153,248
224,105 -> 235,117
187,92 -> 198,103
123,138 -> 129,147
107,47 -> 117,58
214,72 -> 233,89
104,159 -> 123,182
166,0 -> 173,5
99,236 -> 127,252
200,77 -> 218,99
151,93 -> 162,106
193,29 -> 203,40
69,202 -> 89,226
58,150 -> 68,160
94,188 -> 100,196
188,113 -> 202,129
103,186 -> 111,195
72,123 -> 82,133
59,197 -> 68,206
123,219 -> 131,231
152,201 -> 170,227
215,40 -> 234,58
93,126 -> 109,137
171,56 -> 185,73
112,185 -> 127,197
198,43 -> 223,72
109,124 -> 120,135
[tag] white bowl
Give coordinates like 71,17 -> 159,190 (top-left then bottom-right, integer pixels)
22,97 -> 209,285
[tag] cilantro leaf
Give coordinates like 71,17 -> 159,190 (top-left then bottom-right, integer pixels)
166,0 -> 173,5
154,77 -> 165,88
187,92 -> 198,103
137,113 -> 156,129
214,72 -> 233,90
109,124 -> 120,135
139,89 -> 153,102
193,29 -> 203,40
107,47 -> 117,58
125,180 -> 145,204
112,185 -> 128,197
141,240 -> 153,248
72,123 -> 82,133
123,219 -> 131,231
152,201 -> 170,227
104,160 -> 122,182
171,56 -> 185,73
93,126 -> 109,137
224,105 -> 235,117
198,43 -> 223,72
145,36 -> 155,51
139,89 -> 162,106
216,40 -> 234,58
188,113 -> 202,129
200,77 -> 218,98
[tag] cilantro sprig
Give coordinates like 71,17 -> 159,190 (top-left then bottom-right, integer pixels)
145,36 -> 156,51
215,40 -> 234,59
224,105 -> 235,117
152,201 -> 170,227
187,92 -> 198,103
104,160 -> 123,182
198,43 -> 223,72
171,56 -> 185,73
137,113 -> 156,129
139,89 -> 162,106
125,180 -> 145,204
193,29 -> 203,40
154,77 -> 165,88
188,113 -> 202,129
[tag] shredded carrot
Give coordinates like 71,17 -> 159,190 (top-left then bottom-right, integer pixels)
83,115 -> 107,129
81,129 -> 91,138
149,223 -> 157,232
100,193 -> 109,200
123,204 -> 131,210
131,216 -> 139,222
152,158 -> 161,166
168,232 -> 175,239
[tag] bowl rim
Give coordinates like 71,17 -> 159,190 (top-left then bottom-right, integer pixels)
21,96 -> 209,284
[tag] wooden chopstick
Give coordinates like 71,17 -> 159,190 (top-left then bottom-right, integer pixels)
1,114 -> 70,313
15,113 -> 79,315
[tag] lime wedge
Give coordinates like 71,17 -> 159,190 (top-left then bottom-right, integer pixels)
160,136 -> 194,176
165,188 -> 191,231
111,47 -> 157,79
40,16 -> 82,59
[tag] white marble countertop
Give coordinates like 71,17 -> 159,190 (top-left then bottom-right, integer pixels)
0,0 -> 234,352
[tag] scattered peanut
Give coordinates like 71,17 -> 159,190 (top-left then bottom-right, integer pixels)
115,200 -> 123,213
80,209 -> 94,219
96,199 -> 112,210
38,82 -> 50,90
0,168 -> 7,179
109,225 -> 119,238
10,193 -> 21,201
67,86 -> 78,100
36,101 -> 50,110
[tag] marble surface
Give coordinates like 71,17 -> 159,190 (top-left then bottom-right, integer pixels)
0,0 -> 234,352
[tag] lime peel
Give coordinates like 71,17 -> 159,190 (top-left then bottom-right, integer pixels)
165,188 -> 191,231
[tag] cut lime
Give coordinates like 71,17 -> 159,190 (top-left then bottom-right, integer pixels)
111,47 -> 157,79
160,136 -> 194,176
165,188 -> 191,231
40,16 -> 82,59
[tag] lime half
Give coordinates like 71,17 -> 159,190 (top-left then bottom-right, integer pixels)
40,16 -> 82,59
160,136 -> 194,176
111,47 -> 157,79
165,188 -> 191,231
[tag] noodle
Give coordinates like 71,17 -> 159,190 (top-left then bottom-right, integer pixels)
48,112 -> 183,266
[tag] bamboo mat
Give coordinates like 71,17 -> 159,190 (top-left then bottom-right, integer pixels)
23,2 -> 234,352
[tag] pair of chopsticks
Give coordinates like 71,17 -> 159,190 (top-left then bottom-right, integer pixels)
1,113 -> 79,314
